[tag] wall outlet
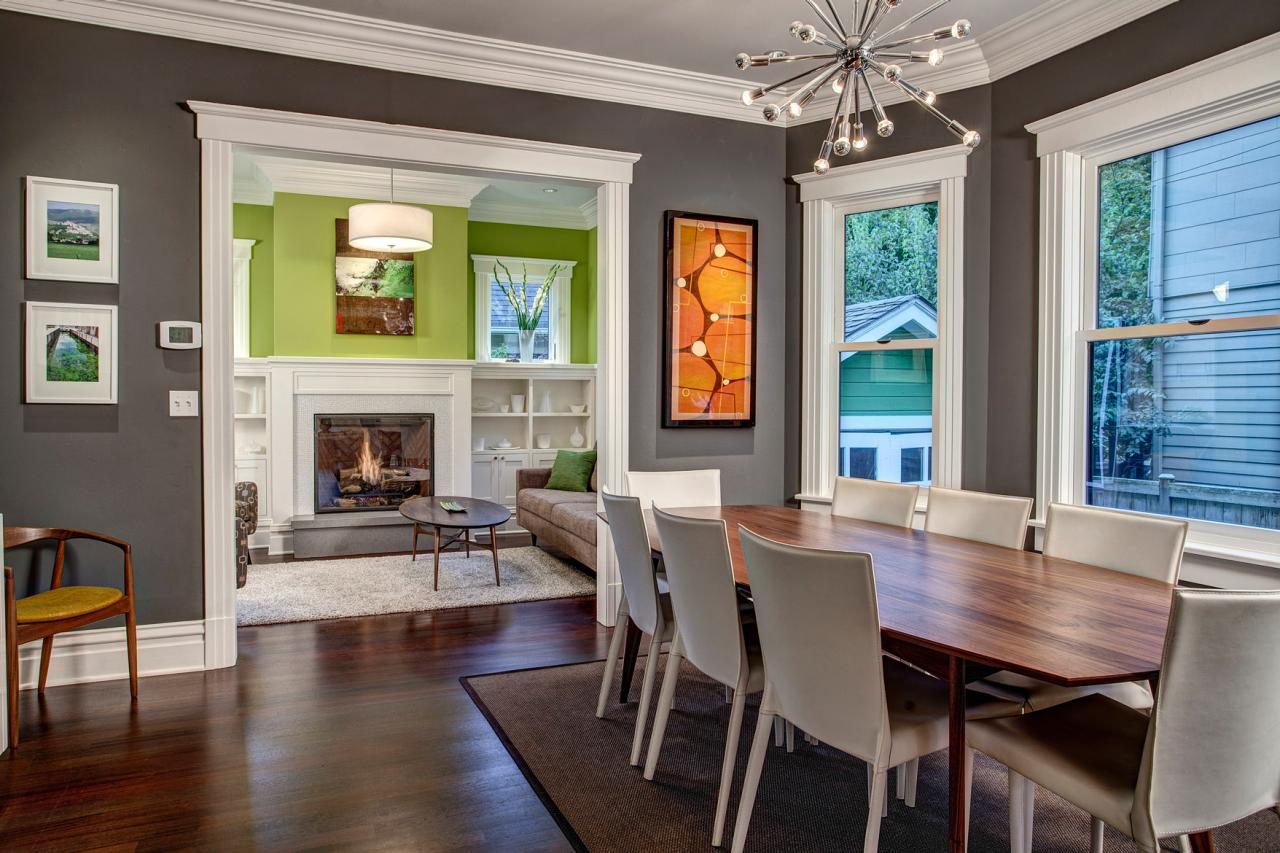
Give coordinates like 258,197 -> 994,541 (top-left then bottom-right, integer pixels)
169,390 -> 199,417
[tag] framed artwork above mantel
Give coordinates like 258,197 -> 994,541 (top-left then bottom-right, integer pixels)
661,210 -> 757,428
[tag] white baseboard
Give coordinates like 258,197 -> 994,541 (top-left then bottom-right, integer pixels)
17,619 -> 205,690
268,524 -> 294,555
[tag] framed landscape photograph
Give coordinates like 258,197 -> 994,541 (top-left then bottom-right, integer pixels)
334,218 -> 415,335
25,176 -> 119,283
662,210 -> 757,428
25,302 -> 119,404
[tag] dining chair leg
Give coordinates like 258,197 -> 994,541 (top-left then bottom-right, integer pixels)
731,711 -> 776,853
711,673 -> 749,848
773,715 -> 784,747
904,758 -> 919,808
866,763 -> 888,817
596,594 -> 630,718
38,637 -> 54,694
896,763 -> 906,799
865,769 -> 889,853
724,684 -> 732,704
643,631 -> 684,780
629,628 -> 664,767
1177,836 -> 1193,853
1089,817 -> 1105,853
785,720 -> 795,753
125,600 -> 139,700
1009,769 -> 1026,853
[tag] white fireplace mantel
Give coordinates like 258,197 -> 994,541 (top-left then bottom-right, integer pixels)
253,356 -> 474,554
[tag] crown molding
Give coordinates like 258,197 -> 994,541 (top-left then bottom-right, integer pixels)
788,0 -> 1179,125
579,197 -> 599,229
3,0 -> 1177,129
2,0 -> 760,123
468,199 -> 595,231
243,154 -> 489,207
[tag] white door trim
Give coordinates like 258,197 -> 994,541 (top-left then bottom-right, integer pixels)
197,103 -> 638,668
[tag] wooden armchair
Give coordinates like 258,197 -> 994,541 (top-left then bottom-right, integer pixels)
3,527 -> 138,748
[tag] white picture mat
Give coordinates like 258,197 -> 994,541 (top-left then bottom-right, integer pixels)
25,301 -> 119,404
25,176 -> 119,283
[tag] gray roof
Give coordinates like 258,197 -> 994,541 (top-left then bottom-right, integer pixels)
844,294 -> 937,340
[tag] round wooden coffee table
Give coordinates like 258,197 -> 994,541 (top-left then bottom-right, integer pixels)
399,496 -> 512,591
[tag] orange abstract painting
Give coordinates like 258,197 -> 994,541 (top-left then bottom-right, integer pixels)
663,212 -> 757,427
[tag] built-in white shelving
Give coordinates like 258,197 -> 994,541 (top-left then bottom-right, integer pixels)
233,358 -> 272,548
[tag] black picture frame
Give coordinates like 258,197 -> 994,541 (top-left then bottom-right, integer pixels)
661,210 -> 758,429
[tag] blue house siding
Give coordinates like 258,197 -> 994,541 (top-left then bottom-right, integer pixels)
1151,116 -> 1280,497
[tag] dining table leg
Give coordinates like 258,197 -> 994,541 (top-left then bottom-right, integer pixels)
1187,831 -> 1215,852
948,655 -> 968,853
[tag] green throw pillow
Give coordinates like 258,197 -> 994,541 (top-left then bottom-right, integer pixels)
545,450 -> 597,492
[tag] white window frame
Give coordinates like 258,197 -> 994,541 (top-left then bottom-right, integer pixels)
472,254 -> 576,364
794,144 -> 969,511
1030,32 -> 1280,572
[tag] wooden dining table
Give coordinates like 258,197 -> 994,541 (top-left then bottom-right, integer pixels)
609,504 -> 1184,853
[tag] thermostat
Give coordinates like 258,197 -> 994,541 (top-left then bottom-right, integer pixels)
158,321 -> 202,349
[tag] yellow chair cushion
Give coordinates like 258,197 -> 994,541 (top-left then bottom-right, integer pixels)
15,586 -> 123,623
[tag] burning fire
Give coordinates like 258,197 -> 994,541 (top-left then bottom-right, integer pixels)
356,428 -> 383,484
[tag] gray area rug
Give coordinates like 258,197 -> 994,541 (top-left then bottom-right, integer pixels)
237,547 -> 594,625
464,656 -> 1279,852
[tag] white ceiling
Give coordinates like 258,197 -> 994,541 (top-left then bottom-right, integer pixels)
292,0 -> 1048,81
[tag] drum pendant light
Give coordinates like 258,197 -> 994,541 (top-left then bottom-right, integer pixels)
348,168 -> 433,252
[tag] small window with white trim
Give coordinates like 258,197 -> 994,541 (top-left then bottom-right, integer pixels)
472,255 -> 575,364
1085,117 -> 1280,530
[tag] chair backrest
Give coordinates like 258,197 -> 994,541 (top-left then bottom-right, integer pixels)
831,477 -> 918,528
924,487 -> 1033,550
1043,503 -> 1187,583
738,525 -> 889,765
651,508 -> 746,689
1134,588 -> 1280,847
625,469 -> 721,509
601,491 -> 665,636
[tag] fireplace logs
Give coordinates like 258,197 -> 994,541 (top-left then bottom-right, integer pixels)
314,414 -> 434,513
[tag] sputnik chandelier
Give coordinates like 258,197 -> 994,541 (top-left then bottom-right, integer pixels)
735,0 -> 980,174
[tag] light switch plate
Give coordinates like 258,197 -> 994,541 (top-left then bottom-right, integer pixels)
169,390 -> 199,417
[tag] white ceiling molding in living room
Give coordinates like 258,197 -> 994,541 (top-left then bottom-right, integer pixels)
232,152 -> 490,207
3,0 -> 1177,127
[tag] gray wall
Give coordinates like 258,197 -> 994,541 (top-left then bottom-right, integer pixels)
784,0 -> 1280,501
0,12 -> 786,625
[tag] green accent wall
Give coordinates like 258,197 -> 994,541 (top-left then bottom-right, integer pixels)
467,221 -> 597,363
232,203 -> 274,357
268,193 -> 470,359
237,197 -> 597,362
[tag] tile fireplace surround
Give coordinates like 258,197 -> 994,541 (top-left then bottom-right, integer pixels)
252,358 -> 474,556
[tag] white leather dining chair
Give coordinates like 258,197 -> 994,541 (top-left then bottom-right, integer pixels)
969,588 -> 1280,853
732,527 -> 1006,853
626,468 -> 721,509
983,503 -> 1189,715
924,487 -> 1034,549
598,491 -> 676,767
831,477 -> 919,528
645,507 -> 764,848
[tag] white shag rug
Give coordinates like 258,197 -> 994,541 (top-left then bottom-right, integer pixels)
237,546 -> 595,626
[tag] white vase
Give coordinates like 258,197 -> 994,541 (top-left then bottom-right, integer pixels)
510,394 -> 526,414
539,391 -> 552,413
569,426 -> 585,448
518,329 -> 536,362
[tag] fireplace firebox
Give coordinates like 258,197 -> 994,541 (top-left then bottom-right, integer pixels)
314,414 -> 434,513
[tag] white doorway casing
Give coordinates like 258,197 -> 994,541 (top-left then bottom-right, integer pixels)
195,102 -> 638,668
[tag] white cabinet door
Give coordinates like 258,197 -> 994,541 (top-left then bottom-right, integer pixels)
496,453 -> 529,506
531,451 -> 559,469
470,454 -> 499,502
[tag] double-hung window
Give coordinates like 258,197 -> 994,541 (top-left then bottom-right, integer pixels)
795,146 -> 969,508
472,255 -> 575,363
1032,36 -> 1280,565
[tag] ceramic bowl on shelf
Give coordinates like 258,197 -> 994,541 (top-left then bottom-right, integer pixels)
569,403 -> 586,414
473,397 -> 496,413
495,439 -> 514,449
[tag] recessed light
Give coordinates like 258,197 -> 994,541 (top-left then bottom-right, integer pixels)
542,187 -> 558,193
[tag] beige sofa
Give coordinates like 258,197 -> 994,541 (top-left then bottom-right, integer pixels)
516,468 -> 597,571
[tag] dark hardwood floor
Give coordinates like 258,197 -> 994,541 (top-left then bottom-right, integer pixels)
0,595 -> 606,851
